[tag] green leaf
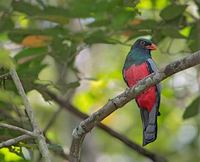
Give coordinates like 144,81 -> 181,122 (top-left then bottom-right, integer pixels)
88,19 -> 110,27
48,143 -> 65,154
33,6 -> 70,24
63,81 -> 80,90
160,4 -> 187,21
136,19 -> 157,29
34,15 -> 69,24
34,85 -> 53,102
152,30 -> 165,43
14,47 -> 48,62
123,0 -> 140,7
14,2 -> 68,25
0,90 -> 22,105
84,30 -> 119,44
8,29 -> 43,43
68,0 -> 137,18
67,0 -> 103,18
111,8 -> 134,30
0,16 -> 14,32
12,1 -> 41,16
0,0 -> 12,11
49,37 -> 77,63
8,27 -> 69,44
189,23 -> 197,40
15,51 -> 47,91
126,30 -> 151,41
188,23 -> 200,51
0,153 -> 4,161
34,81 -> 80,101
0,49 -> 15,69
13,1 -> 69,24
194,0 -> 200,11
188,40 -> 199,52
161,26 -> 185,38
183,96 -> 200,119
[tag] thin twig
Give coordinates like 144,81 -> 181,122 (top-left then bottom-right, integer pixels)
11,105 -> 30,130
10,69 -> 51,162
46,91 -> 165,162
0,134 -> 31,148
0,133 -> 69,160
69,49 -> 200,162
0,123 -> 36,137
0,73 -> 10,79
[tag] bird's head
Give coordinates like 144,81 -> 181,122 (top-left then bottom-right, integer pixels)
131,38 -> 157,51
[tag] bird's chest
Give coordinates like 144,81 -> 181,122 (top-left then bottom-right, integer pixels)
124,62 -> 157,111
124,62 -> 149,87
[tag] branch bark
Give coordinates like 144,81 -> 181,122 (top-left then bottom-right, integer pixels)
0,133 -> 69,161
69,50 -> 200,162
0,123 -> 36,137
0,134 -> 31,148
10,69 -> 51,162
46,91 -> 165,162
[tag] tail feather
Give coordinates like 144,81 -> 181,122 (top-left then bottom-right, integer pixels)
141,106 -> 158,146
143,123 -> 157,146
140,109 -> 149,129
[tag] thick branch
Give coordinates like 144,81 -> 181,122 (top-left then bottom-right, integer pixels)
0,123 -> 36,137
69,50 -> 200,162
46,91 -> 165,162
10,69 -> 51,162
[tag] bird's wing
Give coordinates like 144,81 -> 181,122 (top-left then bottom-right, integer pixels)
146,58 -> 161,93
146,58 -> 161,112
122,66 -> 129,86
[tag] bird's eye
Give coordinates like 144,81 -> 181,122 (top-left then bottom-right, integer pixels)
140,41 -> 145,46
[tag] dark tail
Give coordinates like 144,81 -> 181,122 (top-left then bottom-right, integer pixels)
140,107 -> 158,146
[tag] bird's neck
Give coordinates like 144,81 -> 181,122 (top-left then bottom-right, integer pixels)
124,48 -> 151,69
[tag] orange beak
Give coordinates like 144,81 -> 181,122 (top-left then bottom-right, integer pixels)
146,43 -> 157,50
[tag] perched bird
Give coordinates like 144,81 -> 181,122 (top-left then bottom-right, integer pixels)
122,38 -> 161,146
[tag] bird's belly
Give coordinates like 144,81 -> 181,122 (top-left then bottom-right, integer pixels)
136,87 -> 156,112
124,63 -> 157,112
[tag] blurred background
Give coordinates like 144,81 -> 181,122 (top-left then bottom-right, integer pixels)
0,0 -> 200,162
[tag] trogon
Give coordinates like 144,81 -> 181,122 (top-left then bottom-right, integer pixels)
122,38 -> 161,146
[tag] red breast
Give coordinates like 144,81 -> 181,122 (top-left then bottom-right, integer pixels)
124,63 -> 157,112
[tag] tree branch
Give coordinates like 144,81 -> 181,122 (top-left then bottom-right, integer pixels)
10,69 -> 51,162
0,134 -> 31,148
46,91 -> 165,162
69,50 -> 200,162
0,73 -> 10,79
0,123 -> 36,137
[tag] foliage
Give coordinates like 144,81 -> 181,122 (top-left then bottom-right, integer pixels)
0,0 -> 200,162
183,96 -> 200,119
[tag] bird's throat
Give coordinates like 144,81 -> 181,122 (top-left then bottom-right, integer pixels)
124,48 -> 151,69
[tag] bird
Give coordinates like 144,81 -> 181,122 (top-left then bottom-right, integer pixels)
122,38 -> 161,146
